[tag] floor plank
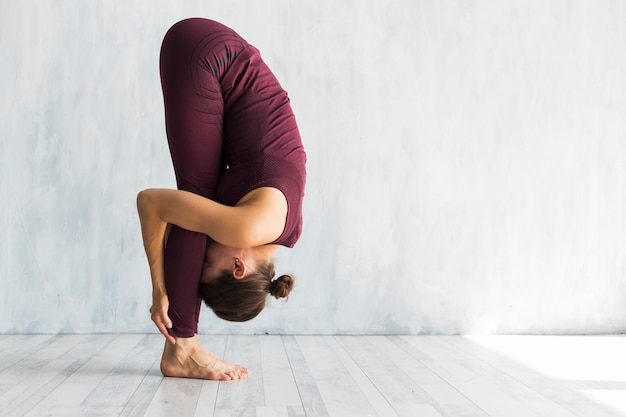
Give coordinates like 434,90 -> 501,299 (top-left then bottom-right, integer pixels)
282,336 -> 329,417
143,377 -> 203,417
192,334 -> 228,417
0,358 -> 76,417
0,334 -> 625,417
384,337 -> 476,409
119,341 -> 164,417
259,336 -> 301,407
217,335 -> 265,408
447,336 -> 626,417
22,335 -> 141,417
330,336 -> 399,416
0,335 -> 57,373
339,335 -> 427,415
295,336 -> 380,417
84,335 -> 162,408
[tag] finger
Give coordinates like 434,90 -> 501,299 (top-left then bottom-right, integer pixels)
162,310 -> 173,329
153,316 -> 177,344
160,323 -> 177,345
153,319 -> 169,338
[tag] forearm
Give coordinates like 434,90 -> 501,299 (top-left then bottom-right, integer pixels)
153,223 -> 173,296
137,192 -> 168,297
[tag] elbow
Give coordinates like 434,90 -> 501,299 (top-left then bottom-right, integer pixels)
136,189 -> 154,215
136,190 -> 147,212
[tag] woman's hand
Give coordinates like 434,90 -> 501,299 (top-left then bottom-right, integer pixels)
150,293 -> 176,344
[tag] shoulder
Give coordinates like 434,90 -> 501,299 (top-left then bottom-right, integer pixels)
236,187 -> 287,209
235,187 -> 288,247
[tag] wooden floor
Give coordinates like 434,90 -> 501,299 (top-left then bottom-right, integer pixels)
0,334 -> 624,417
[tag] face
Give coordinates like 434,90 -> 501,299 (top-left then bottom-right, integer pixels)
202,241 -> 256,283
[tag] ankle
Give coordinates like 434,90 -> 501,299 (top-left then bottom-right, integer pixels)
168,335 -> 200,354
174,334 -> 198,345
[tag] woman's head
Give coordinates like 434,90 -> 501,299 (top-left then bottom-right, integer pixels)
198,260 -> 295,322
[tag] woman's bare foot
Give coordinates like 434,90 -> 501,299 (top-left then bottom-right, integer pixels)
160,335 -> 249,380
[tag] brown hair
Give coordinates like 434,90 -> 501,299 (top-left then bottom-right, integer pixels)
198,261 -> 295,322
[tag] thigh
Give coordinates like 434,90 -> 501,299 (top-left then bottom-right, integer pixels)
159,19 -> 229,197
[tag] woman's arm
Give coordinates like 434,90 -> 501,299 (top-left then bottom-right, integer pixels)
137,199 -> 168,296
137,195 -> 176,343
137,187 -> 285,340
136,187 -> 287,249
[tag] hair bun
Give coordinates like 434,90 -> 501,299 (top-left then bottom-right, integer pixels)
269,274 -> 295,299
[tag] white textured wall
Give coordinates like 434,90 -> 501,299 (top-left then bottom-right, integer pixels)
1,1 -> 625,335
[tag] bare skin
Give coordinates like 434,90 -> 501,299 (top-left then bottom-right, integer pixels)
150,241 -> 278,380
137,187 -> 287,381
201,240 -> 280,283
160,335 -> 249,380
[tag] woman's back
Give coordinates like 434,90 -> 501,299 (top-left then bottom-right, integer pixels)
216,44 -> 306,247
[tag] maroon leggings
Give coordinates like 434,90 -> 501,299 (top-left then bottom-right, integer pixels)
159,19 -> 250,337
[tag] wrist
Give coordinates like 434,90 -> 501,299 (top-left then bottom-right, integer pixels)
152,286 -> 167,299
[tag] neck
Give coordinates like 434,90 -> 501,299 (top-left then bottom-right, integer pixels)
244,244 -> 280,263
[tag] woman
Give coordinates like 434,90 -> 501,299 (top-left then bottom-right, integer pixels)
137,18 -> 306,380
